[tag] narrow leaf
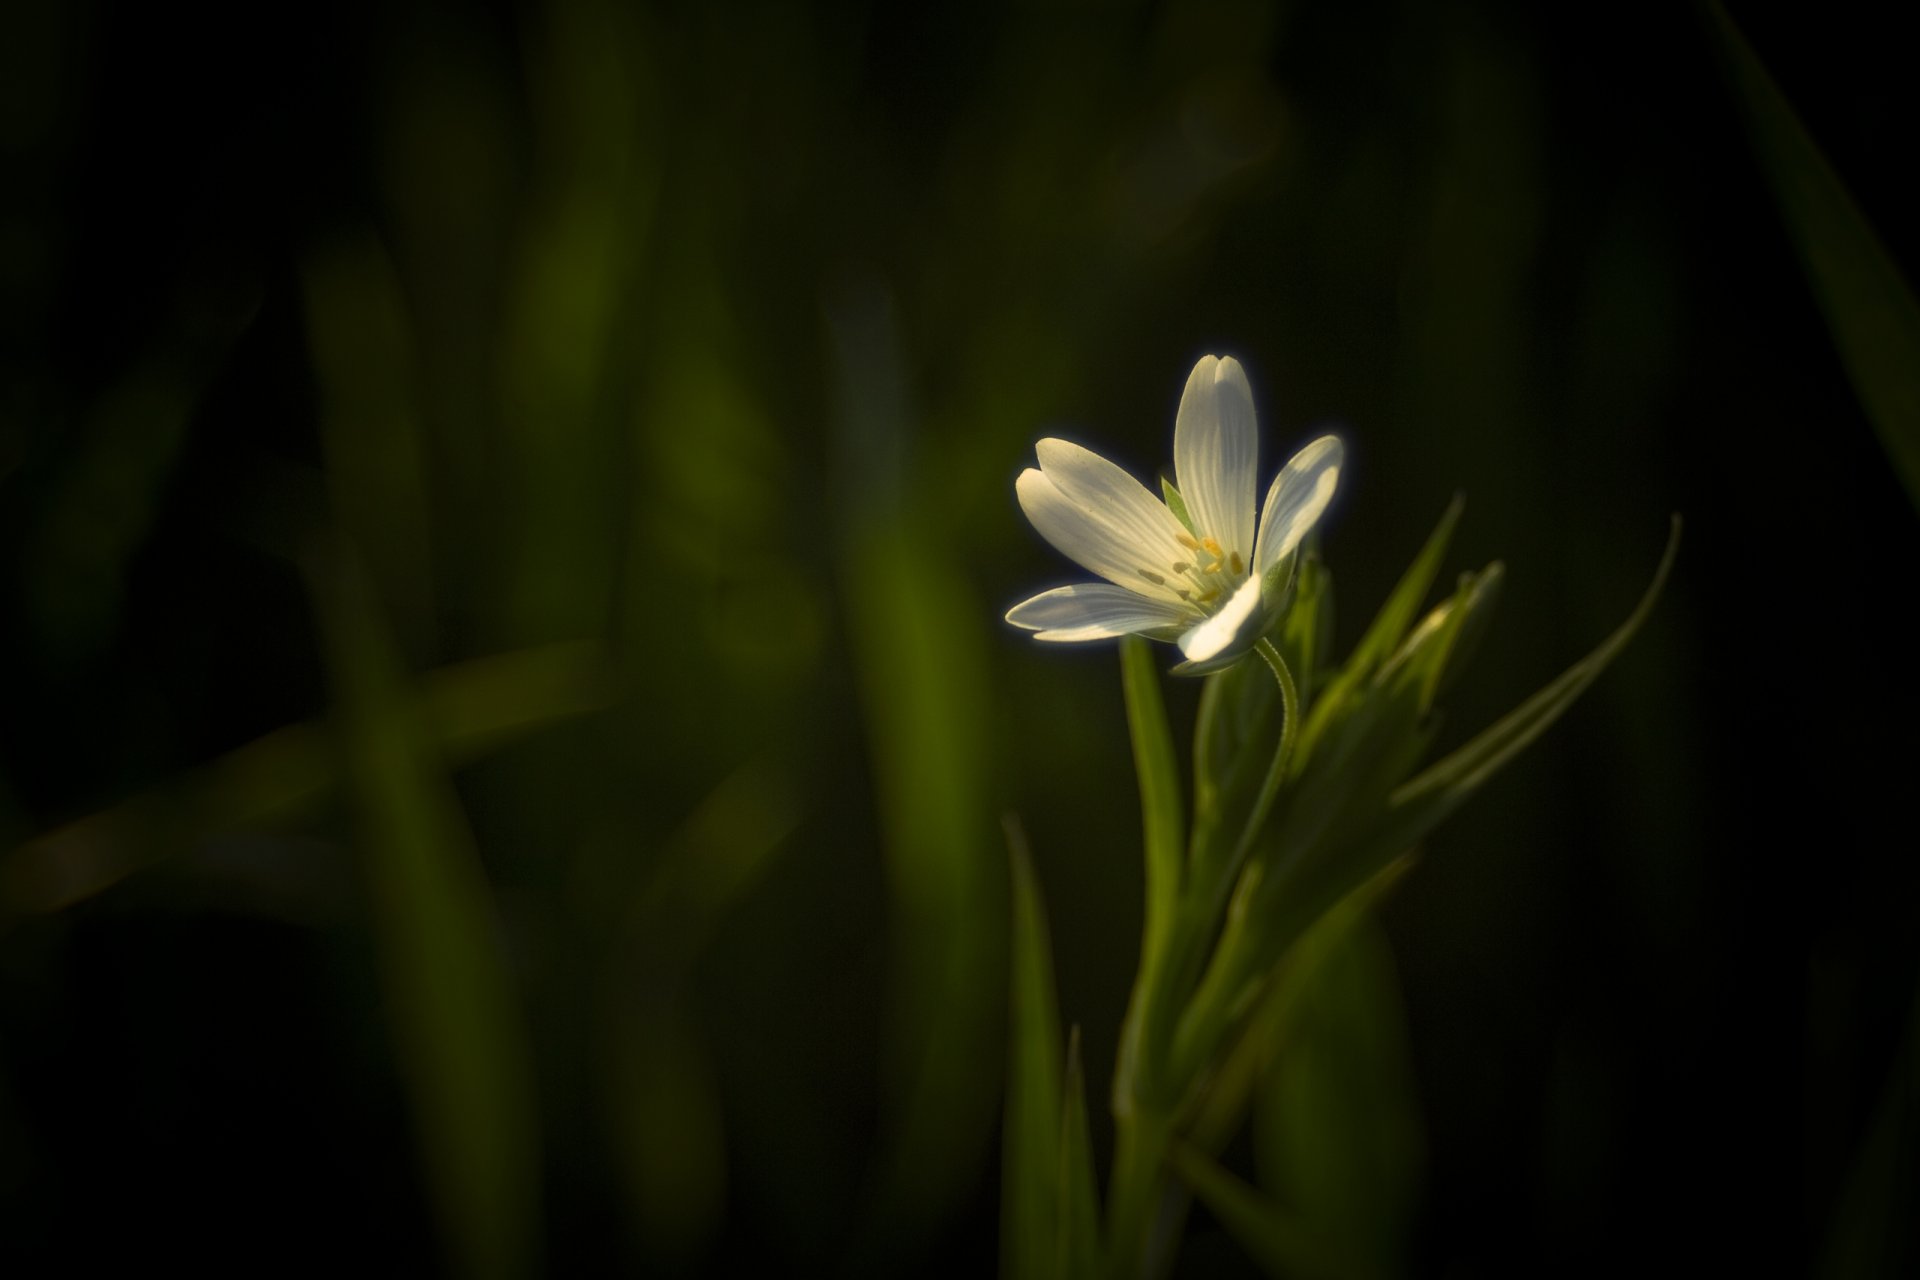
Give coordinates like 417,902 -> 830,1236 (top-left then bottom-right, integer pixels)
1169,1144 -> 1362,1280
1003,818 -> 1065,1280
1121,635 -> 1186,976
1,641 -> 612,916
1390,519 -> 1678,817
1254,910 -> 1424,1278
1710,3 -> 1920,508
1276,551 -> 1332,700
1300,496 -> 1462,759
1057,1027 -> 1101,1280
312,543 -> 541,1280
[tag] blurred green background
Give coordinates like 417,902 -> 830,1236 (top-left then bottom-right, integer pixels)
2,0 -> 1915,1274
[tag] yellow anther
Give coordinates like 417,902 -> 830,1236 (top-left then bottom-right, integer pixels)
1229,551 -> 1245,575
1201,536 -> 1224,557
1204,559 -> 1224,575
1196,587 -> 1220,604
1175,532 -> 1203,552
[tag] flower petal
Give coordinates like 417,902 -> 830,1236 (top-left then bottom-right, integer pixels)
1253,434 -> 1343,575
1173,355 -> 1258,563
1027,439 -> 1192,576
1175,572 -> 1268,666
1015,467 -> 1189,603
1006,584 -> 1193,642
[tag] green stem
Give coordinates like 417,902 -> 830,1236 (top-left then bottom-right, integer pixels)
1238,639 -> 1300,874
1105,1108 -> 1171,1280
1107,640 -> 1302,1280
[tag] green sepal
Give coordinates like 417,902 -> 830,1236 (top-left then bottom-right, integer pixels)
1161,477 -> 1197,534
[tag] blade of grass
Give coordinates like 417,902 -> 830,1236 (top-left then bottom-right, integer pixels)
829,279 -> 1003,1251
1,641 -> 613,919
1390,518 -> 1678,815
1709,2 -> 1920,508
1004,817 -> 1065,1280
1168,1143 -> 1363,1280
1057,1026 -> 1101,1280
312,541 -> 541,1280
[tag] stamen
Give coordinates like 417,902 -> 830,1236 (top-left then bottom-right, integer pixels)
1196,587 -> 1220,604
1169,561 -> 1190,574
1138,568 -> 1166,586
1175,532 -> 1202,552
1204,559 -> 1224,574
1174,587 -> 1192,602
1229,551 -> 1244,575
1201,536 -> 1224,557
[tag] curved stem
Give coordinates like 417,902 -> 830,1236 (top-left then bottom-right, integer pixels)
1235,638 -> 1300,875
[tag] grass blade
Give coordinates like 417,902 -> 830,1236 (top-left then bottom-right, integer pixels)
1,641 -> 612,919
1390,518 -> 1678,817
1057,1026 -> 1101,1280
1168,1143 -> 1361,1280
1709,3 -> 1920,508
312,543 -> 541,1280
1004,818 -> 1065,1280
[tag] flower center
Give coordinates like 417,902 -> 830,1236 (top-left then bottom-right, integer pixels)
1138,531 -> 1244,611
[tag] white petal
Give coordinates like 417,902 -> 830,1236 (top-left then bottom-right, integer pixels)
1006,584 -> 1193,642
1253,435 -> 1343,575
1029,438 -> 1191,575
1175,573 -> 1267,664
1173,356 -> 1258,562
1016,467 -> 1187,602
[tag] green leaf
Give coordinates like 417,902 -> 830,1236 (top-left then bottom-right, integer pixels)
312,543 -> 541,1280
1432,562 -> 1504,702
1057,1027 -> 1102,1280
832,283 -> 1004,1238
1710,3 -> 1920,509
1299,496 -> 1463,761
1245,520 -> 1677,981
1276,551 -> 1333,700
1377,561 -> 1503,714
1121,636 -> 1185,978
1254,910 -> 1424,1278
1388,518 -> 1678,822
1,641 -> 613,916
1003,818 -> 1065,1280
1183,855 -> 1413,1158
1169,1144 -> 1364,1280
1192,652 -> 1280,865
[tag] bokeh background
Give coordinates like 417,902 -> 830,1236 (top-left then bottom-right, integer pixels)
2,0 -> 1914,1275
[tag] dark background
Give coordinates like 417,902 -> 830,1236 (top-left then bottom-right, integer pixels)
2,0 -> 1915,1275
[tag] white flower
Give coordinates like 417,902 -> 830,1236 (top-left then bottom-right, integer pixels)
1006,355 -> 1343,669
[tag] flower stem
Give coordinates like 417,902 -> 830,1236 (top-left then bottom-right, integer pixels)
1107,640 -> 1302,1279
1240,638 -> 1301,871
